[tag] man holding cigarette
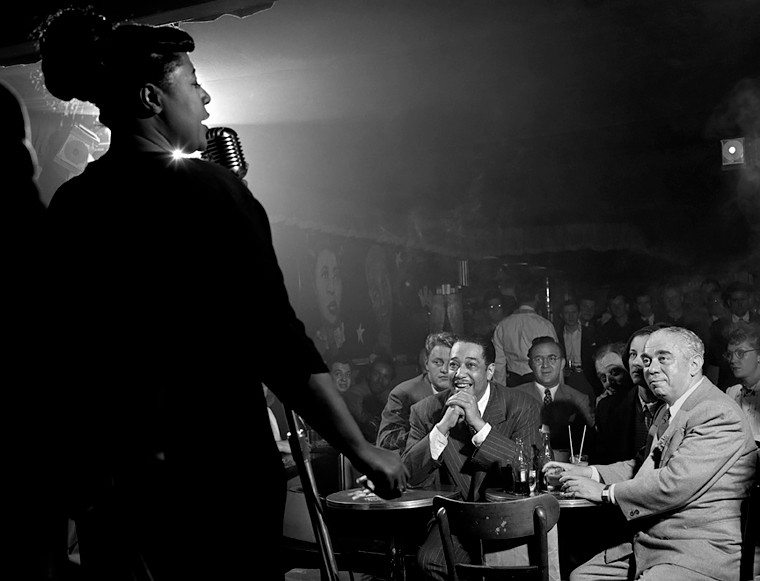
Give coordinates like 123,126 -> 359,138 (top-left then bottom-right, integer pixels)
544,327 -> 757,581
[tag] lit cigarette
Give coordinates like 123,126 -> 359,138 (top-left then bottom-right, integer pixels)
356,475 -> 375,491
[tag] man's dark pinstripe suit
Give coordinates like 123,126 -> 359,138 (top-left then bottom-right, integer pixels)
402,382 -> 542,580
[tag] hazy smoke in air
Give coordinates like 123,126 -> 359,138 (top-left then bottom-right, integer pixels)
704,78 -> 760,273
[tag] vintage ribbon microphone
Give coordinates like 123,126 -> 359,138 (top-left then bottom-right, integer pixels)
201,126 -> 249,180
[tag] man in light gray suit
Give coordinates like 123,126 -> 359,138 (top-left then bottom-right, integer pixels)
545,327 -> 757,581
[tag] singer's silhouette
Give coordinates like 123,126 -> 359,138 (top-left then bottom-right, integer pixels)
40,7 -> 406,581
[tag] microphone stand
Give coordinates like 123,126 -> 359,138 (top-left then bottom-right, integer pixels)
284,408 -> 340,581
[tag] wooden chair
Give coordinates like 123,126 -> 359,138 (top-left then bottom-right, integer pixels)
281,414 -> 388,581
740,479 -> 760,581
282,408 -> 342,581
434,494 -> 560,581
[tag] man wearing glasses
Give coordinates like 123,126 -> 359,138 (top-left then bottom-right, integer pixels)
515,336 -> 594,458
707,281 -> 760,389
724,322 -> 760,446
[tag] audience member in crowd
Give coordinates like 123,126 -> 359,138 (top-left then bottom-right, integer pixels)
661,282 -> 711,348
515,336 -> 594,457
633,289 -> 662,327
556,299 -> 599,404
403,334 -> 542,581
549,327 -> 756,581
578,294 -> 602,345
264,385 -> 294,463
598,291 -> 644,347
472,288 -> 509,337
329,356 -> 369,422
376,332 -> 456,453
724,322 -> 760,446
594,326 -> 666,465
357,356 -> 396,442
702,279 -> 728,322
594,342 -> 631,406
493,279 -> 558,386
708,281 -> 760,390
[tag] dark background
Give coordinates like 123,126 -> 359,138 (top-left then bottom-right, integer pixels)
1,0 -> 758,327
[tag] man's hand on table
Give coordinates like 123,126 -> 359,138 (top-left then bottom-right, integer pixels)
542,461 -> 603,502
558,472 -> 604,503
542,461 -> 593,479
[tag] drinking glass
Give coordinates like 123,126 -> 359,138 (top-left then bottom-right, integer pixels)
570,454 -> 588,466
544,467 -> 562,492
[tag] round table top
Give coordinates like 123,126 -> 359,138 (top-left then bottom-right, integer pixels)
484,488 -> 598,509
326,487 -> 460,510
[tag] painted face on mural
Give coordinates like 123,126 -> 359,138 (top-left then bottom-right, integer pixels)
315,248 -> 342,327
366,246 -> 392,327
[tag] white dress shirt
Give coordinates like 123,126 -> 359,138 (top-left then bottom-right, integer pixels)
563,325 -> 582,367
430,383 -> 492,460
726,380 -> 760,444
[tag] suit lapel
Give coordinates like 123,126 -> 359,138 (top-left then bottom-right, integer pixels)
410,375 -> 432,405
657,380 -> 711,466
482,383 -> 506,426
649,379 -> 712,468
555,383 -> 569,402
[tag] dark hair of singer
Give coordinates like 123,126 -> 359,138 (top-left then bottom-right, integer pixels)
36,7 -> 194,128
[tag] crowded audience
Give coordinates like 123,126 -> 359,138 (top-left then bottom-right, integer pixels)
325,279 -> 759,580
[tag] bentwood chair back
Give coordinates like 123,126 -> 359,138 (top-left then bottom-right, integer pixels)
284,408 -> 341,581
434,494 -> 560,581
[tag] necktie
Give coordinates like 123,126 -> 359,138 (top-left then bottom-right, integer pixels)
656,408 -> 671,440
643,406 -> 653,431
543,388 -> 553,409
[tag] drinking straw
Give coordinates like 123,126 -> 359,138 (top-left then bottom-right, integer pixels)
579,425 -> 587,461
568,425 -> 574,459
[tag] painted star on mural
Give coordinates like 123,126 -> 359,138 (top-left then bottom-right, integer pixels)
356,322 -> 365,344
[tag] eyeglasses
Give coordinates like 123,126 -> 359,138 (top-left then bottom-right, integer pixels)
488,304 -> 502,310
723,348 -> 758,362
531,355 -> 561,366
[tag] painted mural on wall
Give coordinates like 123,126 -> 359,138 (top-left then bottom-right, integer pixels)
269,227 -> 428,365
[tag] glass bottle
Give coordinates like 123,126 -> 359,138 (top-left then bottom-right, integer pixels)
538,427 -> 554,492
513,437 -> 533,496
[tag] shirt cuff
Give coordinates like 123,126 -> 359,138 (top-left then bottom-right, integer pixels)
430,426 -> 448,460
609,483 -> 617,505
471,422 -> 492,447
590,466 -> 601,482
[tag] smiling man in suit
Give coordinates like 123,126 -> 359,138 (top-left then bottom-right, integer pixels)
546,327 -> 757,581
403,333 -> 542,581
